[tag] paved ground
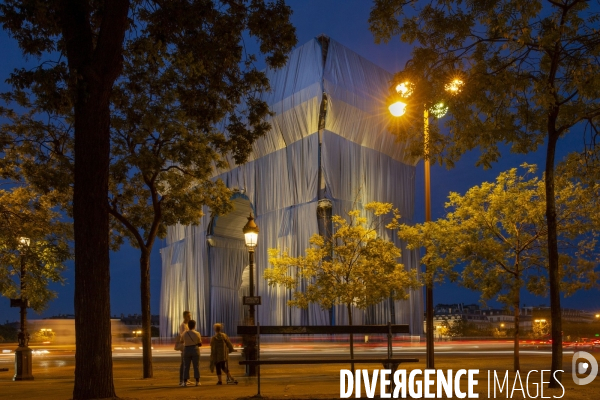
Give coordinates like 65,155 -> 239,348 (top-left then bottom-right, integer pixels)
0,344 -> 599,399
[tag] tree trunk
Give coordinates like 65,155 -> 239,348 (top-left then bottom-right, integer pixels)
347,304 -> 355,374
72,76 -> 115,398
513,297 -> 520,372
60,1 -> 130,398
545,134 -> 562,387
140,249 -> 153,378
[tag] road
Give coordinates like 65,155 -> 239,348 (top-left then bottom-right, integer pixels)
2,339 -> 589,368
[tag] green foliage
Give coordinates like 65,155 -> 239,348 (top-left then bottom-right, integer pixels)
371,0 -> 600,378
0,187 -> 71,313
532,320 -> 551,339
369,0 -> 600,168
0,1 -> 298,252
265,202 -> 421,322
443,319 -> 485,338
1,2 -> 296,383
399,164 -> 598,308
557,151 -> 600,228
30,328 -> 56,343
0,324 -> 17,343
399,163 -> 598,370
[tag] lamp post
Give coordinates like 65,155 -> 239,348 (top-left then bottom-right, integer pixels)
388,78 -> 463,370
14,236 -> 34,381
243,213 -> 259,376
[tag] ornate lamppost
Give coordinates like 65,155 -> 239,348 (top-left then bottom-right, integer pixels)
242,213 -> 259,376
389,77 -> 463,369
13,236 -> 34,381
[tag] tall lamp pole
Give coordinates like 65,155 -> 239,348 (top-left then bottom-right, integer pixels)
422,108 -> 434,370
14,236 -> 34,381
389,78 -> 463,370
243,213 -> 259,376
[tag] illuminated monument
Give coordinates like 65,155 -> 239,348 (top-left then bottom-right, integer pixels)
159,36 -> 423,336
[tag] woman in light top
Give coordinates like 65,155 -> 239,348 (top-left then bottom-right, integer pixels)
181,319 -> 202,386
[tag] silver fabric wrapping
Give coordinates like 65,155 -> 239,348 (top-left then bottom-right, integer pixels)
160,37 -> 423,337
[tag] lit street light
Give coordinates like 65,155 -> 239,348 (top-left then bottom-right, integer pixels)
14,236 -> 33,381
242,213 -> 260,376
388,76 -> 464,370
388,100 -> 407,117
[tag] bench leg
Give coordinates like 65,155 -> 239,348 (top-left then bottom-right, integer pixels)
383,363 -> 401,398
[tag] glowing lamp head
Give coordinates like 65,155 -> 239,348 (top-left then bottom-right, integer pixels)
389,101 -> 407,117
445,78 -> 464,94
395,81 -> 414,98
243,213 -> 259,250
430,102 -> 448,118
19,237 -> 30,247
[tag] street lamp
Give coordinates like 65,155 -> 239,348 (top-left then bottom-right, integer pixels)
242,213 -> 259,376
14,236 -> 33,381
388,77 -> 463,370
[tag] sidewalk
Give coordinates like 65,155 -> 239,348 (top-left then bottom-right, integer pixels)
1,349 -> 598,399
1,350 -> 348,400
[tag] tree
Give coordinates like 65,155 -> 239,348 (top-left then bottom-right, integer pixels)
0,324 -> 18,343
532,320 -> 551,339
445,319 -> 483,338
31,328 -> 56,343
558,150 -> 600,222
437,321 -> 450,338
398,164 -> 598,371
1,0 -> 296,394
1,2 -> 131,397
108,10 -> 295,375
265,202 -> 420,367
369,0 -> 600,385
0,187 -> 70,313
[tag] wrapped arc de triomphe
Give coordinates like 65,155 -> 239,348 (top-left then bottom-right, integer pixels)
159,36 -> 424,337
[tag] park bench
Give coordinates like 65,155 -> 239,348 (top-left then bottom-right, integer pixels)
237,323 -> 418,395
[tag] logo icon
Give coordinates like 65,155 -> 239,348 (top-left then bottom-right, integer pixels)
572,351 -> 598,385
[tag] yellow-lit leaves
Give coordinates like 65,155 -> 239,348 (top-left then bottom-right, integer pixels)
265,202 -> 421,319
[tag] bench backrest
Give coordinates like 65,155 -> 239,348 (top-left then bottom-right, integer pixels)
237,325 -> 410,335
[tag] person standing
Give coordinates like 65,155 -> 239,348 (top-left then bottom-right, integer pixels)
210,323 -> 238,385
178,310 -> 191,386
182,319 -> 202,386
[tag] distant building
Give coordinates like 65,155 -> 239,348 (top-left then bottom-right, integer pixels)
46,313 -> 75,319
526,306 -> 597,324
427,303 -> 598,336
428,303 -> 489,333
118,314 -> 160,332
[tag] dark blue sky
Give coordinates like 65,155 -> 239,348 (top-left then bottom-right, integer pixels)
2,1 -> 598,323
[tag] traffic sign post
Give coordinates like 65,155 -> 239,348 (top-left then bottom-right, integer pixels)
243,296 -> 261,306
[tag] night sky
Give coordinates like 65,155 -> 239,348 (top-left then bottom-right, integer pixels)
1,0 -> 598,324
